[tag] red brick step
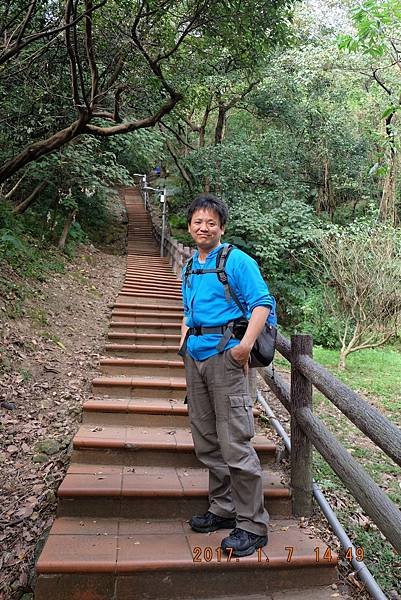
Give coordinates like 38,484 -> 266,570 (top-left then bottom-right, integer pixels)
71,424 -> 276,468
35,517 -> 337,600
57,465 -> 291,518
104,343 -> 180,359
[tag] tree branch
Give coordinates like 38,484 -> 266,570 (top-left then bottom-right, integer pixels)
372,68 -> 392,96
72,0 -> 90,109
156,8 -> 203,63
160,121 -> 197,150
64,0 -> 81,107
0,0 -> 107,67
84,0 -> 99,105
164,137 -> 193,191
83,92 -> 182,136
15,0 -> 37,46
12,180 -> 48,214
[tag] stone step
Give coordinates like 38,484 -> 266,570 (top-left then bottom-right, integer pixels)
109,321 -> 181,334
112,301 -> 182,312
124,273 -> 179,281
126,251 -> 159,256
121,284 -> 182,295
125,251 -> 160,256
92,375 -> 186,398
111,310 -> 182,323
126,257 -> 170,264
107,331 -> 181,346
57,465 -> 291,518
82,398 -> 261,426
123,278 -> 182,289
115,295 -> 182,307
104,343 -> 180,359
127,255 -> 169,266
71,425 -> 276,468
118,291 -> 183,302
99,357 -> 184,377
35,517 -> 337,600
82,398 -> 190,426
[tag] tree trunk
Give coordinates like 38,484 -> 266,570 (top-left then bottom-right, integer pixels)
0,118 -> 86,185
379,113 -> 398,225
199,101 -> 212,148
12,181 -> 48,214
165,140 -> 193,191
214,104 -> 226,145
58,209 -> 77,251
338,349 -> 347,370
379,147 -> 398,225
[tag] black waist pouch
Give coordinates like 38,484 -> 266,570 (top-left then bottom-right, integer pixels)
233,318 -> 276,368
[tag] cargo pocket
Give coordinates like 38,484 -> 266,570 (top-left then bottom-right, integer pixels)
228,394 -> 255,442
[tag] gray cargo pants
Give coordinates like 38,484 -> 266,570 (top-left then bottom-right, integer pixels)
184,348 -> 269,535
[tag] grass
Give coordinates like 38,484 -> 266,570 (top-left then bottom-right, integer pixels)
274,341 -> 401,594
275,344 -> 401,418
313,345 -> 401,413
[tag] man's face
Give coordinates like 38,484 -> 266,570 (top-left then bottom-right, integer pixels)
188,208 -> 224,254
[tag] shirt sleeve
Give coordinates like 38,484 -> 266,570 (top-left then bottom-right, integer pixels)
231,250 -> 274,313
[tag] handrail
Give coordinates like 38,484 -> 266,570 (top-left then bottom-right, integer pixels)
276,332 -> 401,467
260,339 -> 401,555
146,192 -> 193,275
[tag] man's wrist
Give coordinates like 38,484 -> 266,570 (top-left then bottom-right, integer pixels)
239,339 -> 253,352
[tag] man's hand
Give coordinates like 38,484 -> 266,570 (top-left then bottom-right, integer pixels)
229,305 -> 270,375
230,341 -> 252,374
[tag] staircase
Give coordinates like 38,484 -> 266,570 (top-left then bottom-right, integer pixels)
35,188 -> 339,599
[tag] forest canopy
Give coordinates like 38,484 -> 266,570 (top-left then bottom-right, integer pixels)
1,0 -> 401,366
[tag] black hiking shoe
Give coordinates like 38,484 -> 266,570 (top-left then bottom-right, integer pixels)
190,511 -> 236,533
221,527 -> 268,557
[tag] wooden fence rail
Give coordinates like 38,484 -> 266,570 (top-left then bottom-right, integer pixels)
142,185 -> 401,555
276,332 -> 401,467
259,344 -> 401,552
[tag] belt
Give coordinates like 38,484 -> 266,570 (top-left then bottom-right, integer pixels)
188,325 -> 230,336
178,319 -> 244,358
188,321 -> 236,353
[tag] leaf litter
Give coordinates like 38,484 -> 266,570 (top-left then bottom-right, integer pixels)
0,243 -> 124,599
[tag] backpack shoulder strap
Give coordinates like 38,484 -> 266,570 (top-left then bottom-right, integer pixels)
183,256 -> 194,287
215,245 -> 246,316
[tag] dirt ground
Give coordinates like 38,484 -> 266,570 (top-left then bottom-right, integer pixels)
0,242 -> 125,599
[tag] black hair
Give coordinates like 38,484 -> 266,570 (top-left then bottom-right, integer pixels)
186,193 -> 229,227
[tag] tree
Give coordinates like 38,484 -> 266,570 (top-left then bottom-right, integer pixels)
338,0 -> 401,224
311,218 -> 401,368
0,0 -> 293,186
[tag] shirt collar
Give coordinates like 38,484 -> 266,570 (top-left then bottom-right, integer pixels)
194,242 -> 225,264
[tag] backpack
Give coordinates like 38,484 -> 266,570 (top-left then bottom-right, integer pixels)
183,244 -> 276,367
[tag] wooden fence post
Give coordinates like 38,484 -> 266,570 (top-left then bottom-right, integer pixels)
291,334 -> 313,516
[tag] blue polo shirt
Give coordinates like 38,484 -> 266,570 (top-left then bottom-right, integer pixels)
182,243 -> 276,361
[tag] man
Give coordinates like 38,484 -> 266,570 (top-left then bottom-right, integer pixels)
179,193 -> 276,557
